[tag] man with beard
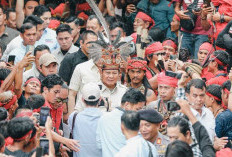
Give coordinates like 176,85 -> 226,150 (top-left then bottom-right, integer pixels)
127,57 -> 157,104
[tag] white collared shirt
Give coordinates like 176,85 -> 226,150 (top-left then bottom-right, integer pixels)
52,44 -> 79,64
191,106 -> 215,142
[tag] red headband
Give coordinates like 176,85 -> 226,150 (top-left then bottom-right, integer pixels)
210,55 -> 227,66
199,43 -> 215,55
5,137 -> 13,146
127,59 -> 147,71
16,111 -> 33,118
0,94 -> 17,110
14,130 -> 33,141
206,92 -> 221,101
224,88 -> 230,94
163,40 -> 177,51
135,12 -> 155,29
157,72 -> 178,87
24,78 -> 41,86
78,12 -> 89,21
145,42 -> 164,56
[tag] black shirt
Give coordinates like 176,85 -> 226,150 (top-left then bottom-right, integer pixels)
58,49 -> 88,85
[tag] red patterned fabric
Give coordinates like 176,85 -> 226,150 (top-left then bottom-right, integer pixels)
48,20 -> 60,30
216,148 -> 232,157
199,42 -> 215,55
53,3 -> 65,16
0,94 -> 17,110
16,111 -> 33,118
157,72 -> 178,87
127,59 -> 147,71
14,130 -> 33,141
76,2 -> 91,12
78,12 -> 89,21
24,78 -> 41,86
145,42 -> 164,56
135,12 -> 155,29
5,137 -> 13,146
206,92 -> 221,101
162,40 -> 177,51
206,71 -> 228,86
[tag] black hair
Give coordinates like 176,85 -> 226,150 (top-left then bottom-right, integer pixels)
168,116 -> 190,136
0,107 -> 7,121
56,24 -> 72,35
34,44 -> 50,56
33,5 -> 51,17
88,15 -> 101,26
23,15 -> 44,26
206,84 -> 222,105
222,80 -> 231,92
0,133 -> 4,149
19,22 -> 36,33
64,16 -> 80,26
165,140 -> 193,157
84,99 -> 100,106
185,79 -> 206,94
80,30 -> 97,43
0,68 -> 11,81
0,5 -> 4,13
121,110 -> 140,131
121,88 -> 146,105
109,21 -> 126,33
179,48 -> 190,62
25,0 -> 39,7
8,117 -> 34,141
212,50 -> 229,71
41,74 -> 63,93
6,8 -> 15,20
0,120 -> 9,138
148,27 -> 165,42
105,15 -> 117,26
26,94 -> 45,110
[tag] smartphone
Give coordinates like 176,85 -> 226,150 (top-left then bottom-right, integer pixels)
33,113 -> 40,125
39,107 -> 50,126
26,45 -> 34,54
8,55 -> 15,65
167,101 -> 181,111
40,138 -> 49,155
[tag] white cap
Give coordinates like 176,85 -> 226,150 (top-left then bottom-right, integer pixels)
82,82 -> 100,101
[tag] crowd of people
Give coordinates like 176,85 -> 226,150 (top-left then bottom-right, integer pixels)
0,0 -> 232,157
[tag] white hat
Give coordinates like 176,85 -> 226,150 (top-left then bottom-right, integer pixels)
39,53 -> 58,66
82,82 -> 100,101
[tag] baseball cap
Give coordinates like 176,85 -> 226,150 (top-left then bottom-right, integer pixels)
82,82 -> 100,102
39,53 -> 58,66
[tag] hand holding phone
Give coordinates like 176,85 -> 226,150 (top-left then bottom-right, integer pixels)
40,107 -> 50,126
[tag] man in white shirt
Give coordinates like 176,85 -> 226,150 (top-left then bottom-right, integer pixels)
115,110 -> 158,157
53,24 -> 79,64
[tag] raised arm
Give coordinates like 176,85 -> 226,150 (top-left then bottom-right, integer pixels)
16,0 -> 25,29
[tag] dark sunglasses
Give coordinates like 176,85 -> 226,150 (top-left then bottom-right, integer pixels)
56,98 -> 68,103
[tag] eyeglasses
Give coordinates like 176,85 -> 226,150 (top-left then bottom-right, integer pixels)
56,98 -> 68,103
155,52 -> 166,56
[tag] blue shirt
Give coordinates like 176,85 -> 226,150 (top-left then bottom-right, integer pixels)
96,108 -> 126,157
68,108 -> 102,157
37,28 -> 59,52
215,109 -> 232,140
8,42 -> 26,64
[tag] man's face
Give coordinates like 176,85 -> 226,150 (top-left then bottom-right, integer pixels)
207,60 -> 216,73
40,62 -> 58,76
128,69 -> 145,84
110,27 -> 125,42
140,120 -> 160,143
125,102 -> 145,111
187,86 -> 206,111
44,85 -> 61,105
163,45 -> 176,56
7,12 -> 16,29
102,69 -> 119,89
35,49 -> 49,69
80,34 -> 98,54
57,31 -> 73,51
158,84 -> 175,101
24,81 -> 41,95
86,19 -> 102,34
133,18 -> 148,32
24,1 -> 39,16
21,26 -> 37,46
40,12 -> 51,29
204,94 -> 212,108
171,17 -> 180,32
66,22 -> 80,39
53,88 -> 68,109
36,24 -> 44,41
167,126 -> 189,143
0,8 -> 6,26
197,50 -> 208,64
